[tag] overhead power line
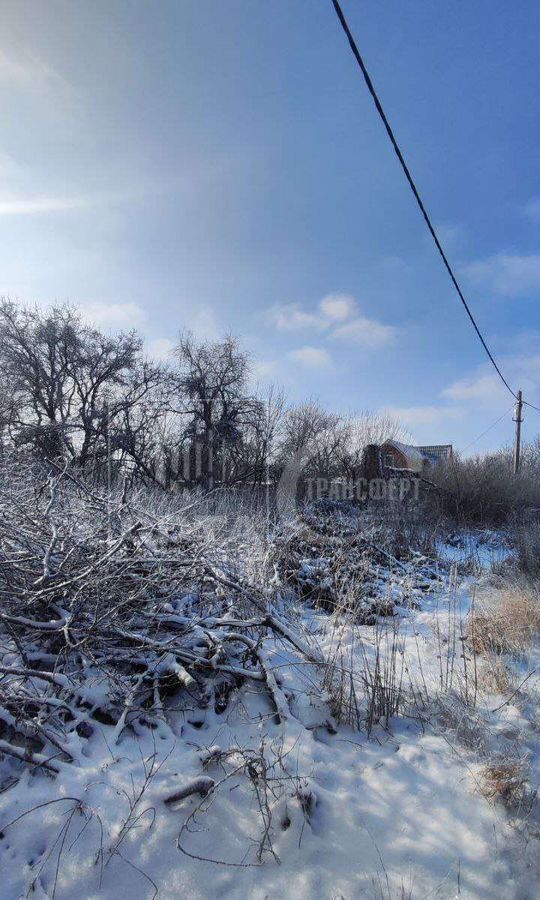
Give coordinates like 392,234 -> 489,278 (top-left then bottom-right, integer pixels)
329,0 -> 519,401
460,405 -> 515,454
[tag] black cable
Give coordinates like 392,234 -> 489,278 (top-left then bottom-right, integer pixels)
460,405 -> 515,454
330,0 -> 518,401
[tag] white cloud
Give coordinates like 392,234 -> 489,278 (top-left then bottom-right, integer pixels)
440,354 -> 540,411
331,316 -> 397,348
268,303 -> 325,332
379,255 -> 410,273
288,346 -> 333,370
146,337 -> 175,361
269,293 -> 397,349
0,194 -> 89,216
81,301 -> 147,331
0,171 -> 211,218
385,404 -> 464,427
319,293 -> 357,322
441,373 -> 509,406
0,45 -> 79,129
462,253 -> 540,296
269,294 -> 357,332
0,182 -> 168,217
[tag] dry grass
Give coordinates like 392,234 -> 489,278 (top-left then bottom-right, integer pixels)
320,586 -> 407,734
478,757 -> 532,813
511,520 -> 540,577
469,579 -> 540,656
437,696 -> 487,752
476,654 -> 517,694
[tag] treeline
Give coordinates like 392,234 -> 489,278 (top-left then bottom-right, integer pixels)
0,299 -> 405,490
2,298 -> 539,524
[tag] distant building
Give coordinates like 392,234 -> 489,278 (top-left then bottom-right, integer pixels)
380,440 -> 452,473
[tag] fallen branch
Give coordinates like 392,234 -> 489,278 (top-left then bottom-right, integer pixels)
164,776 -> 215,805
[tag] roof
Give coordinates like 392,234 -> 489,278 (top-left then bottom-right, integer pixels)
417,444 -> 453,459
381,440 -> 453,470
381,440 -> 426,466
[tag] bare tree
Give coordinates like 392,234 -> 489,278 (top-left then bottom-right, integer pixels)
173,333 -> 259,489
338,412 -> 411,484
225,384 -> 285,488
279,401 -> 340,458
0,299 -> 170,480
275,401 -> 343,481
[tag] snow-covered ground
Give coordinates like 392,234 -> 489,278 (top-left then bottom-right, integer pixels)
1,538 -> 539,899
436,529 -> 513,571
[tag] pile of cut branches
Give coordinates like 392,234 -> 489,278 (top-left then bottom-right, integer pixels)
270,504 -> 442,620
0,456 -> 321,779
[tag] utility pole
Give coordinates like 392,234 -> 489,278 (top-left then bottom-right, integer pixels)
513,388 -> 523,474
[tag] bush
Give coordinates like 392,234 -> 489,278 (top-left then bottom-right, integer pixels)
430,447 -> 540,525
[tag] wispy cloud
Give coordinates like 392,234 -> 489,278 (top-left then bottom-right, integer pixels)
0,47 -> 70,92
251,359 -> 280,382
81,301 -> 147,331
0,194 -> 90,216
441,353 -> 540,410
441,372 -> 508,406
288,346 -> 333,370
0,160 -> 233,219
331,316 -> 397,348
384,404 -> 464,427
269,293 -> 357,332
0,183 -> 162,218
462,253 -> 540,296
385,351 -> 540,443
269,293 -> 397,348
319,293 -> 357,322
189,307 -> 220,342
268,303 -> 325,332
433,222 -> 464,253
0,45 -> 79,131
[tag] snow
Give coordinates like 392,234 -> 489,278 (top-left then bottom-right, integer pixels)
1,535 -> 538,899
0,697 -> 528,899
437,529 -> 513,570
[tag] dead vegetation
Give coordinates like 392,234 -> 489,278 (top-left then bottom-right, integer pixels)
0,454 -> 328,780
469,579 -> 540,656
511,518 -> 540,577
0,455 -> 450,783
271,503 -> 443,623
478,756 -> 534,814
476,654 -> 517,694
430,444 -> 540,525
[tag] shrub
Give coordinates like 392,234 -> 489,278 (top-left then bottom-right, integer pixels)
431,447 -> 540,525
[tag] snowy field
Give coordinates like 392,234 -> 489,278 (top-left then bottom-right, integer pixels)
1,509 -> 539,900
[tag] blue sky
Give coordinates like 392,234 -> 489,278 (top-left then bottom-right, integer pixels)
1,0 -> 539,453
